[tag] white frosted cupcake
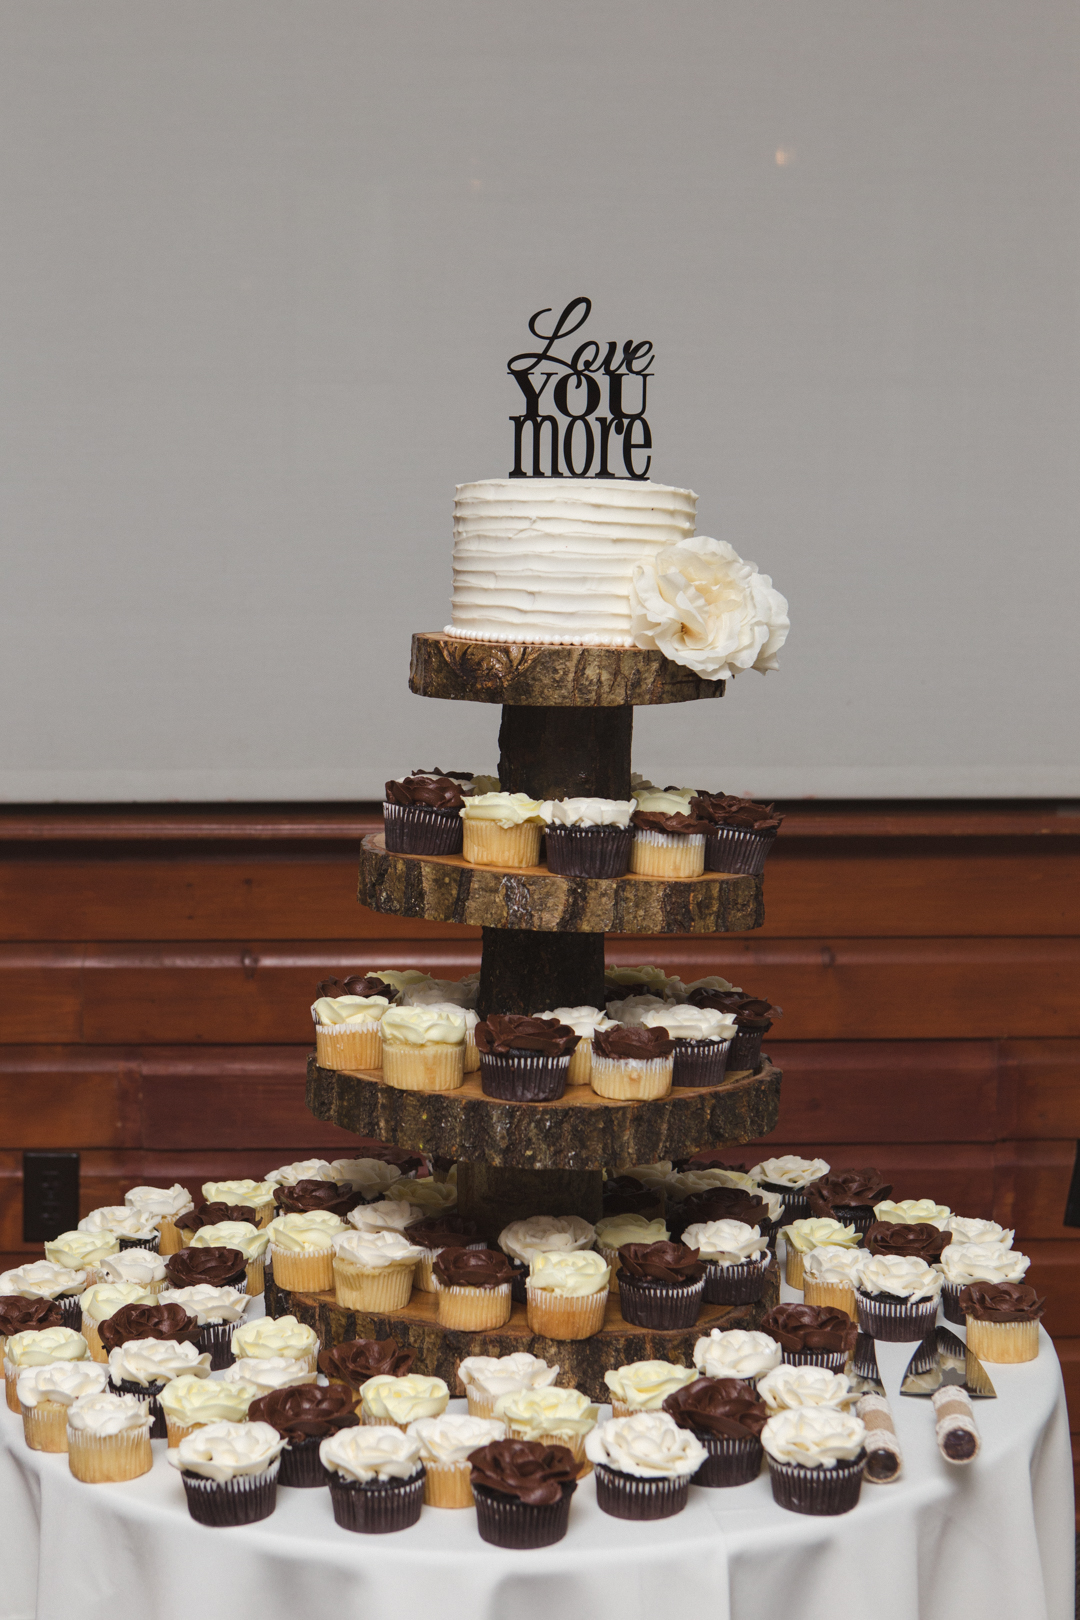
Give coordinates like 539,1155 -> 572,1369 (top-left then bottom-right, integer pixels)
188,1220 -> 270,1295
460,792 -> 546,868
332,1230 -> 423,1312
604,964 -> 679,998
941,1215 -> 1014,1248
594,1215 -> 669,1288
17,1361 -> 109,1451
96,1248 -> 168,1295
359,1373 -> 449,1430
871,1198 -> 951,1229
406,1413 -> 506,1507
801,1245 -> 865,1320
329,1158 -> 405,1199
781,1217 -> 861,1288
319,1426 -> 426,1533
0,1261 -> 89,1328
266,1210 -> 347,1293
692,1327 -> 781,1387
456,1353 -> 559,1420
534,1006 -> 617,1085
67,1390 -> 153,1482
170,1420 -> 286,1526
538,797 -> 637,879
347,1198 -> 425,1235
761,1407 -> 867,1516
642,1004 -> 737,1088
757,1364 -> 855,1413
78,1205 -> 162,1252
379,1006 -> 468,1093
682,1218 -> 770,1304
223,1356 -> 317,1396
603,1359 -> 697,1419
107,1338 -> 211,1437
388,1176 -> 459,1215
124,1185 -> 195,1254
749,1156 -> 831,1220
44,1229 -> 119,1282
265,1159 -> 335,1188
525,1250 -> 609,1341
158,1371 -> 262,1445
231,1314 -> 319,1372
199,1179 -> 277,1229
855,1255 -> 942,1342
493,1386 -> 599,1469
311,991 -> 393,1072
586,1412 -> 707,1519
500,1214 -> 595,1264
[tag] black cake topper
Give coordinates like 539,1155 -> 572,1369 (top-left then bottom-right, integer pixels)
508,297 -> 653,480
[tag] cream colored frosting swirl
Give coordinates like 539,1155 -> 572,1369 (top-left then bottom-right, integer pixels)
782,1217 -> 861,1254
606,994 -> 671,1027
603,1360 -> 698,1410
347,1199 -> 424,1234
387,1178 -> 457,1213
96,1250 -> 167,1288
400,976 -> 474,1007
585,1412 -> 708,1479
78,1206 -> 160,1241
500,1214 -> 596,1264
494,1385 -> 598,1439
693,1328 -> 781,1380
67,1391 -> 149,1435
757,1365 -> 854,1412
633,789 -> 696,816
108,1339 -> 211,1385
457,1353 -> 560,1397
681,1219 -> 765,1265
380,1006 -> 467,1047
942,1216 -> 1014,1249
595,1215 -> 669,1251
360,1373 -> 449,1424
124,1185 -> 194,1220
333,1230 -> 423,1271
329,1158 -> 403,1197
16,1361 -> 108,1407
406,1414 -> 506,1463
189,1221 -> 269,1260
311,994 -> 391,1028
750,1156 -> 831,1189
265,1159 -> 335,1187
939,1242 -> 1029,1285
200,1180 -> 275,1209
872,1198 -> 951,1229
459,791 -> 545,827
617,1160 -> 673,1187
223,1357 -> 315,1393
78,1282 -> 158,1323
159,1373 -> 261,1424
605,965 -> 676,994
539,797 -> 636,828
44,1230 -> 119,1269
678,974 -> 740,996
157,1285 -> 251,1324
858,1254 -> 942,1301
370,968 -> 433,992
0,1261 -> 87,1299
528,1250 -> 609,1297
801,1246 -> 866,1286
536,1005 -> 616,1038
169,1420 -> 285,1482
231,1315 -> 318,1362
320,1425 -> 423,1482
642,1005 -> 737,1042
267,1211 -> 347,1253
5,1326 -> 89,1367
761,1407 -> 866,1469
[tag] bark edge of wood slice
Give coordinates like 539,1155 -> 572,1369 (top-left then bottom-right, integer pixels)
358,834 -> 764,935
410,632 -> 726,707
265,1267 -> 779,1403
306,1054 -> 781,1170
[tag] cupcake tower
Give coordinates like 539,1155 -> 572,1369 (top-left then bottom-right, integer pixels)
290,638 -> 785,1397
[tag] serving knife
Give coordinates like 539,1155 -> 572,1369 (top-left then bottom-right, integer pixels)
899,1327 -> 996,1400
847,1332 -> 887,1398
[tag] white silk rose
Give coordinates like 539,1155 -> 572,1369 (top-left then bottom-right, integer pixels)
629,538 -> 789,681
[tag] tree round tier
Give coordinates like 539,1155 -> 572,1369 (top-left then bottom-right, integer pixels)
359,834 -> 762,934
307,1055 -> 781,1171
264,1269 -> 779,1405
410,631 -> 725,707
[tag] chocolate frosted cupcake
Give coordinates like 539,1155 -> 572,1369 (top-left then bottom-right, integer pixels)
469,1439 -> 578,1548
629,793 -> 712,879
165,1246 -> 248,1293
384,774 -> 466,856
273,1179 -> 365,1219
696,794 -> 784,876
476,1014 -> 578,1102
590,1025 -> 674,1102
748,1156 -> 831,1223
865,1221 -> 949,1262
961,1281 -> 1045,1364
761,1406 -> 866,1515
805,1169 -> 893,1236
760,1303 -> 858,1370
586,1412 -> 706,1518
98,1302 -> 201,1353
661,1376 -> 768,1486
939,1240 -> 1029,1325
687,990 -> 779,1074
433,1248 -> 514,1330
408,1215 -> 484,1293
540,797 -> 636,878
249,1383 -> 360,1486
318,1336 -> 416,1403
320,1426 -> 426,1532
602,1175 -> 664,1221
170,1419 -> 285,1525
681,1219 -> 771,1305
616,1242 -> 705,1330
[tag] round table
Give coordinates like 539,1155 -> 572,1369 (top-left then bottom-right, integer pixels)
1,1292 -> 1073,1620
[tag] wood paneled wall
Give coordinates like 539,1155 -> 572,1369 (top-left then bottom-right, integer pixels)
2,801 -> 1078,1468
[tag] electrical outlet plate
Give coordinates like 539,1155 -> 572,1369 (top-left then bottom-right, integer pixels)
23,1151 -> 80,1243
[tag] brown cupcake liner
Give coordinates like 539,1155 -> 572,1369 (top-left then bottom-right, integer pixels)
702,1255 -> 770,1306
383,801 -> 464,856
56,1295 -> 84,1331
670,1037 -> 734,1089
593,1463 -> 690,1519
779,1348 -> 850,1370
544,825 -> 634,878
617,1274 -> 704,1330
118,1233 -> 161,1253
473,1480 -> 576,1548
762,1183 -> 811,1221
199,1319 -> 237,1370
328,1468 -> 425,1533
855,1290 -> 938,1343
767,1452 -> 865,1515
692,1430 -> 764,1487
727,1023 -> 770,1073
941,1282 -> 965,1324
704,826 -> 777,876
508,1262 -> 529,1304
114,1377 -> 168,1438
181,1462 -> 280,1525
278,1433 -> 332,1488
827,1204 -> 875,1236
479,1051 -> 570,1102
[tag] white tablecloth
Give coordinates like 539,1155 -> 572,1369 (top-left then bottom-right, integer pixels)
2,1293 -> 1073,1620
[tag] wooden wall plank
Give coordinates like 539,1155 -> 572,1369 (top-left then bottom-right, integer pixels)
1006,1039 -> 1080,1139
1019,1243 -> 1080,1338
765,1041 -> 1000,1143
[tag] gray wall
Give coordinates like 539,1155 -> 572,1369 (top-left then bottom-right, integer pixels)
2,1 -> 1077,802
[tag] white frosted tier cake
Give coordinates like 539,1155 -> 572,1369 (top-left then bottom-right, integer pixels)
445,478 -> 697,647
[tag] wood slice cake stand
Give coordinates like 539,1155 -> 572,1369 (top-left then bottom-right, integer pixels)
273,631 -> 783,1394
